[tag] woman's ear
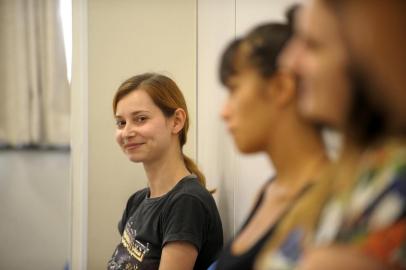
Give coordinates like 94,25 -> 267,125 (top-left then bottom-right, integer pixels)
267,71 -> 296,108
171,108 -> 186,134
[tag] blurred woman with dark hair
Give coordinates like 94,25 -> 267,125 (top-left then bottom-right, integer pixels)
214,6 -> 329,269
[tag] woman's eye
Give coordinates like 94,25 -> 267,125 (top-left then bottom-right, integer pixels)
115,119 -> 126,128
135,116 -> 148,123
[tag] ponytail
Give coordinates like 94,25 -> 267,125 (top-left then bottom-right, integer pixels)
183,154 -> 215,193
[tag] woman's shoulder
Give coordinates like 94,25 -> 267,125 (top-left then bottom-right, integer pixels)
362,139 -> 406,172
118,187 -> 150,235
163,175 -> 218,213
354,140 -> 406,204
126,187 -> 149,207
173,175 -> 213,199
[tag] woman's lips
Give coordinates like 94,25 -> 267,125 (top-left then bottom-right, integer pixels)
227,125 -> 236,134
124,143 -> 145,151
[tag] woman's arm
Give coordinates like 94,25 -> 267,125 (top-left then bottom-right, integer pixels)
297,245 -> 392,270
159,241 -> 198,270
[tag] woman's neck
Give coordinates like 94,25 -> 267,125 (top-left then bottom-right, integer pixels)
266,114 -> 329,190
333,133 -> 365,190
271,148 -> 328,193
143,149 -> 190,198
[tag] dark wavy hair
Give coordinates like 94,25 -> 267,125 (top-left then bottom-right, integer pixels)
219,5 -> 299,85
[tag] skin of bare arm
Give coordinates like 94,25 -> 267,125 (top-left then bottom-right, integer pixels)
159,241 -> 198,270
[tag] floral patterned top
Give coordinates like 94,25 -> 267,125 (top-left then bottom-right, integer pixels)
255,141 -> 406,270
315,141 -> 406,268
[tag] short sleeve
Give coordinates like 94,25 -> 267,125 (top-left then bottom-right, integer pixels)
161,194 -> 208,252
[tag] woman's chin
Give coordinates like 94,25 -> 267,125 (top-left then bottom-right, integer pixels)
127,155 -> 144,163
236,142 -> 259,154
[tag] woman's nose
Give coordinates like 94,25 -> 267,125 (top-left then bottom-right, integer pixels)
221,102 -> 231,121
122,124 -> 136,141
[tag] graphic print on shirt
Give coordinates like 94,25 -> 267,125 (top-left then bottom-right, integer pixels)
108,220 -> 158,270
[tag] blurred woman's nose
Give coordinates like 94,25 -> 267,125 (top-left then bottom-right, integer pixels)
281,38 -> 302,74
279,42 -> 295,71
221,101 -> 231,121
292,42 -> 307,76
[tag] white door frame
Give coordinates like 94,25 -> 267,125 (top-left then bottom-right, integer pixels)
70,0 -> 88,269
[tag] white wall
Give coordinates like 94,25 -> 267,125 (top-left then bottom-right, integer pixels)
0,151 -> 70,270
197,0 -> 301,240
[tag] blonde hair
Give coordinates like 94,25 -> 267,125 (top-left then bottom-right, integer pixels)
113,73 -> 208,189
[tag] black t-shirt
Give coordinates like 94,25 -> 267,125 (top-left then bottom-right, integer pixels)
215,180 -> 272,270
107,175 -> 223,270
215,179 -> 311,270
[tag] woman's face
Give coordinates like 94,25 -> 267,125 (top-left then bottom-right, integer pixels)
115,89 -> 173,163
221,64 -> 274,154
282,1 -> 351,129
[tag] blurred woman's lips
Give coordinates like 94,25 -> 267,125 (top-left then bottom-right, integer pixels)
227,125 -> 236,134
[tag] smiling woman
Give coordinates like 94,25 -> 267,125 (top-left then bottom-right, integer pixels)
108,73 -> 223,270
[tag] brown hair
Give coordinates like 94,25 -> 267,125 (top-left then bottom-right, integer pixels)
113,73 -> 208,189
